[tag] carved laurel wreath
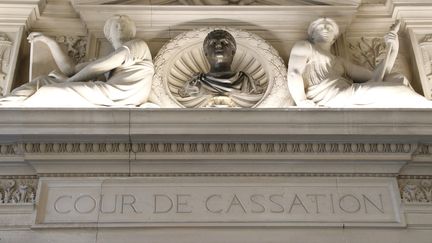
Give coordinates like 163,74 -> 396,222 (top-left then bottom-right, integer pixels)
152,27 -> 293,108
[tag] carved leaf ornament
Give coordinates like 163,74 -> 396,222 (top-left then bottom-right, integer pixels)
0,179 -> 36,204
152,27 -> 293,108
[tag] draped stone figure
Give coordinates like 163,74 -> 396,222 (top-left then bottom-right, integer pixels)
178,30 -> 264,108
287,17 -> 432,108
0,15 -> 154,107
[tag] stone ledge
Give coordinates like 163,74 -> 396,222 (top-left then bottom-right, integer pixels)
0,108 -> 431,141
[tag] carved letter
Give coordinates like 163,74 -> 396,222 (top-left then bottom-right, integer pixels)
226,194 -> 247,214
330,193 -> 336,214
362,194 -> 384,214
306,194 -> 326,214
74,195 -> 97,214
99,194 -> 117,214
206,194 -> 223,214
54,195 -> 72,214
269,194 -> 284,213
153,194 -> 173,213
250,194 -> 265,213
176,194 -> 192,213
121,194 -> 140,214
339,194 -> 361,214
288,194 -> 309,214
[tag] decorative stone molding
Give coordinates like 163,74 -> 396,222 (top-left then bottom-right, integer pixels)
0,143 -> 20,155
132,142 -> 413,154
15,142 -> 414,154
399,179 -> 432,203
414,144 -> 432,155
37,172 -> 399,177
73,0 -> 363,5
22,142 -> 128,154
55,35 -> 87,64
0,179 -> 37,204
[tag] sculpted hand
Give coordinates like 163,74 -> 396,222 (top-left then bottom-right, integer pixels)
48,70 -> 68,82
384,32 -> 398,49
27,32 -> 51,44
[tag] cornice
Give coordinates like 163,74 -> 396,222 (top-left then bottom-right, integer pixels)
0,109 -> 431,141
0,0 -> 43,28
73,4 -> 357,38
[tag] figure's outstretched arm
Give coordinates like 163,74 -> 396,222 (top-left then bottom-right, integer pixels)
28,33 -> 76,77
287,41 -> 315,107
65,47 -> 128,83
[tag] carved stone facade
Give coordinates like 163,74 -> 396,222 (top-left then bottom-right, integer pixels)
348,37 -> 386,70
399,179 -> 432,203
0,179 -> 37,204
420,34 -> 432,95
152,27 -> 291,108
0,1 -> 431,243
55,35 -> 87,64
0,32 -> 12,94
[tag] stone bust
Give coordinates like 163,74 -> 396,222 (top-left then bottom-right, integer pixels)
178,30 -> 264,108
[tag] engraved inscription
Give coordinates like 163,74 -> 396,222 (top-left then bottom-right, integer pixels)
50,192 -> 386,216
37,178 -> 402,227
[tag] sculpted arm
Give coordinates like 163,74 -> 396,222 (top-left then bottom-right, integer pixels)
28,33 -> 76,77
343,60 -> 373,83
370,23 -> 400,82
66,48 -> 128,83
287,41 -> 315,107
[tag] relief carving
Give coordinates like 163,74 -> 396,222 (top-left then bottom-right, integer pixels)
0,15 -> 154,107
0,33 -> 12,94
15,142 -> 413,154
348,37 -> 386,70
399,179 -> 432,203
420,34 -> 432,93
55,35 -> 87,64
159,0 -> 350,5
0,179 -> 37,204
179,0 -> 258,4
152,27 -> 292,108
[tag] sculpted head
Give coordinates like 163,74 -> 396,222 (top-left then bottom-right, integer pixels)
104,15 -> 136,45
203,30 -> 237,66
308,17 -> 340,44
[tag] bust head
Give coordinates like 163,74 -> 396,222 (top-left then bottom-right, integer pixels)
103,15 -> 136,46
307,17 -> 340,44
203,30 -> 237,68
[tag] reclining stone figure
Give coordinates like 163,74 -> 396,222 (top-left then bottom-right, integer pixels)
0,15 -> 154,107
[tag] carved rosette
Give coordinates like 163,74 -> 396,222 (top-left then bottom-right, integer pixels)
399,179 -> 432,203
152,27 -> 293,108
0,179 -> 37,204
